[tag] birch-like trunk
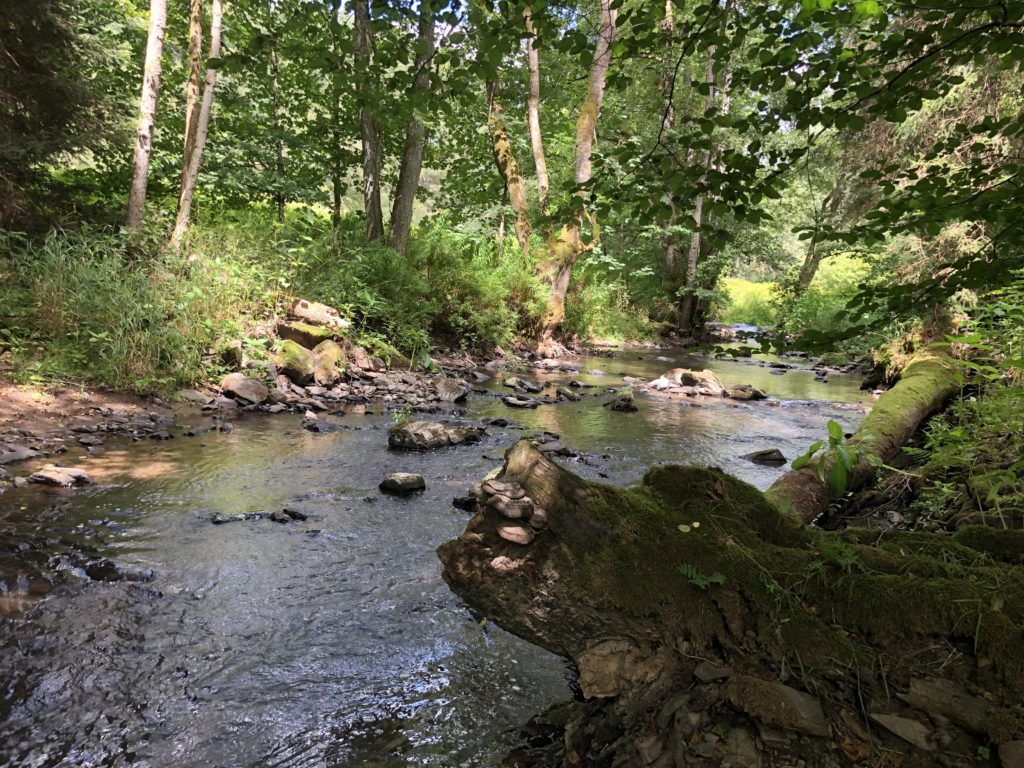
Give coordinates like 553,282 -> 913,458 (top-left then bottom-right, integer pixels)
172,0 -> 225,246
388,1 -> 434,256
660,0 -> 678,278
354,0 -> 384,242
270,15 -> 285,223
523,6 -> 549,215
177,0 -> 203,206
125,0 -> 167,229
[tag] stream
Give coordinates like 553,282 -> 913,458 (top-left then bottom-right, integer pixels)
0,348 -> 871,768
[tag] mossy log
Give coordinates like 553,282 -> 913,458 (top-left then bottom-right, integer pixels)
438,440 -> 1024,766
768,350 -> 961,524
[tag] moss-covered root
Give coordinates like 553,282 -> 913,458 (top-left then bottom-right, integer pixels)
768,349 -> 961,524
438,441 -> 1024,766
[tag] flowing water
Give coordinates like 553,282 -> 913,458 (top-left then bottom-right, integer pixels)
0,348 -> 871,768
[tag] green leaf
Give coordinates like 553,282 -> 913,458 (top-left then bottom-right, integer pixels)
827,420 -> 844,442
829,461 -> 848,498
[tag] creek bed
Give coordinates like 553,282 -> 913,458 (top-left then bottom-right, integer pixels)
0,348 -> 870,767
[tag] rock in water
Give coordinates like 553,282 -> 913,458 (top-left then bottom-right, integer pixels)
380,473 -> 427,495
726,384 -> 768,401
603,391 -> 638,412
387,421 -> 486,451
435,377 -> 469,403
556,386 -> 582,402
502,396 -> 541,409
220,372 -> 270,405
743,449 -> 787,466
649,368 -> 726,396
28,464 -> 92,487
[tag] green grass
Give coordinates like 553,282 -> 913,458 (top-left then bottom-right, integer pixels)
718,277 -> 777,327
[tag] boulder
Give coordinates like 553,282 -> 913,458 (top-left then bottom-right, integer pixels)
651,368 -> 725,396
743,449 -> 787,466
277,320 -> 335,350
220,372 -> 270,405
379,472 -> 426,495
348,345 -> 375,371
289,298 -> 350,329
603,391 -> 638,412
28,464 -> 92,487
502,396 -> 541,409
312,339 -> 346,387
726,384 -> 768,401
177,388 -> 212,405
504,377 -> 543,394
387,421 -> 486,451
435,377 -> 469,403
0,447 -> 38,466
556,387 -> 582,402
276,340 -> 316,385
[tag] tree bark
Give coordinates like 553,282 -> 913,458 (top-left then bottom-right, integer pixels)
354,0 -> 384,242
171,0 -> 225,246
767,349 -> 962,524
487,80 -> 532,257
177,0 -> 204,208
328,0 -> 344,232
660,0 -> 678,279
523,6 -> 549,216
269,3 -> 285,224
125,0 -> 167,229
388,1 -> 435,256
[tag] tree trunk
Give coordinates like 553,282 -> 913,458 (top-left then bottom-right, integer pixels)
660,0 -> 678,280
487,81 -> 532,257
523,6 -> 549,216
767,349 -> 961,524
328,0 -> 344,232
536,0 -> 616,347
354,0 -> 384,242
177,0 -> 203,208
439,398 -> 1024,765
269,4 -> 285,224
125,0 -> 167,229
171,0 -> 225,246
387,1 -> 434,256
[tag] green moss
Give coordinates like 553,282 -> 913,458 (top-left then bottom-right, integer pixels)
954,526 -> 1024,564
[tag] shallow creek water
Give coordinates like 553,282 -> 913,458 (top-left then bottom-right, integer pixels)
0,349 -> 870,768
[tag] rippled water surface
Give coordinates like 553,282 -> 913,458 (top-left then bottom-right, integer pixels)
0,348 -> 870,767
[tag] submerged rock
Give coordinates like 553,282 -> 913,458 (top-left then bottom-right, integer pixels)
387,420 -> 485,451
603,391 -> 638,412
380,472 -> 426,495
726,384 -> 768,401
744,449 -> 787,466
502,396 -> 541,409
220,372 -> 270,405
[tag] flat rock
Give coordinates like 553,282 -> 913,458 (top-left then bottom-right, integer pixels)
1001,741 -> 1024,768
0,447 -> 38,466
899,677 -> 995,735
277,320 -> 335,350
28,464 -> 92,487
603,391 -> 638,412
220,372 -> 270,405
497,524 -> 535,545
694,661 -> 733,682
650,368 -> 725,396
435,377 -> 469,403
870,714 -> 933,751
289,297 -> 350,329
502,396 -> 540,409
556,386 -> 582,402
77,435 -> 104,447
380,472 -> 426,495
177,388 -> 212,404
726,384 -> 768,401
387,421 -> 485,451
726,676 -> 829,737
743,449 -> 787,466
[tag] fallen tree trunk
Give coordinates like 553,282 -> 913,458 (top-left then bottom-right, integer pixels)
438,437 -> 1024,767
767,350 -> 961,524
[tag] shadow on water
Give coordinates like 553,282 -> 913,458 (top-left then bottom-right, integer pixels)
0,348 -> 870,767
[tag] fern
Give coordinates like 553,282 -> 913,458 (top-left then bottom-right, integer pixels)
678,563 -> 726,591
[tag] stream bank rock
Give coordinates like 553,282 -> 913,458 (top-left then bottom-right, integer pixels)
379,472 -> 426,495
387,421 -> 485,451
220,372 -> 269,405
289,297 -> 351,329
28,464 -> 92,487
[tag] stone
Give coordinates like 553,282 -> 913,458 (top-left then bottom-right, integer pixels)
177,388 -> 212,404
220,372 -> 270,405
1000,741 -> 1024,768
497,524 -> 535,545
348,345 -> 374,371
898,678 -> 995,735
0,447 -> 37,466
218,339 -> 244,369
387,421 -> 485,451
651,368 -> 725,396
603,391 -> 638,412
725,676 -> 829,737
380,472 -> 426,495
269,509 -> 293,523
312,339 -> 346,387
503,377 -> 543,393
726,384 -> 768,401
276,320 -> 335,350
869,714 -> 933,751
77,435 -> 104,447
435,377 -> 469,403
289,297 -> 350,329
281,507 -> 308,521
13,476 -> 28,488
0,468 -> 8,482
694,661 -> 733,682
452,495 -> 477,511
502,396 -> 540,409
28,464 -> 92,487
487,494 -> 534,519
743,449 -> 787,466
276,340 -> 317,385
556,386 -> 582,402
722,728 -> 761,767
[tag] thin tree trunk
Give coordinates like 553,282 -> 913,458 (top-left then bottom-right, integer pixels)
328,0 -> 344,232
660,0 -> 678,279
537,0 -> 616,346
486,80 -> 532,256
172,0 -> 225,246
388,1 -> 434,256
354,0 -> 384,242
178,0 -> 203,204
523,6 -> 549,216
269,1 -> 285,223
125,0 -> 167,228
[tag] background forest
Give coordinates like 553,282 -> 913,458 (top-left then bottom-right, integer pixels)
1,0 -> 1022,392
